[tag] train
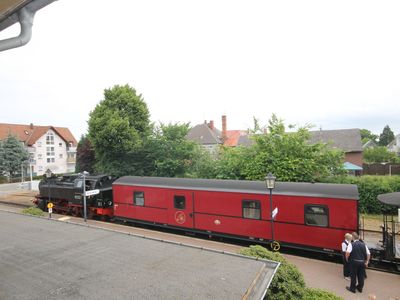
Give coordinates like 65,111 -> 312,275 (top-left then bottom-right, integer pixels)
34,174 -> 400,271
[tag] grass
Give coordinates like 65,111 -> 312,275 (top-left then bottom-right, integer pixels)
22,207 -> 44,217
360,213 -> 399,231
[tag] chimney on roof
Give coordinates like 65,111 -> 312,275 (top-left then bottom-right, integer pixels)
222,115 -> 227,140
208,120 -> 214,130
30,123 -> 33,129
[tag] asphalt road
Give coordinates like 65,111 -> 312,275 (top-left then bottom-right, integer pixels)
1,203 -> 399,299
0,209 -> 278,300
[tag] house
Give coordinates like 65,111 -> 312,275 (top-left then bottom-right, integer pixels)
0,123 -> 77,176
363,140 -> 378,150
309,129 -> 363,168
187,115 -> 252,153
387,134 -> 400,155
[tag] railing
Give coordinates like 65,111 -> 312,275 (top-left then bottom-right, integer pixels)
67,157 -> 76,163
67,146 -> 77,153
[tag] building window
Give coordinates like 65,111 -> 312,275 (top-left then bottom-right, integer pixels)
46,147 -> 55,156
59,142 -> 63,147
174,195 -> 186,209
242,200 -> 261,220
47,158 -> 55,163
46,132 -> 54,145
133,191 -> 145,206
38,154 -> 42,159
59,154 -> 63,158
38,166 -> 43,171
304,205 -> 328,227
37,142 -> 42,147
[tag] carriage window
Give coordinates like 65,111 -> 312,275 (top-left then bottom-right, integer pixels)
174,195 -> 185,209
304,205 -> 328,227
134,191 -> 145,206
242,200 -> 261,220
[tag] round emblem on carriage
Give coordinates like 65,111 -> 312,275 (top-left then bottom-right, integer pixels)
175,211 -> 186,224
214,219 -> 221,225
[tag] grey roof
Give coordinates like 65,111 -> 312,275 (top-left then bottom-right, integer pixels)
378,192 -> 400,207
0,211 -> 279,299
186,123 -> 222,145
114,176 -> 359,200
309,129 -> 363,152
238,134 -> 254,146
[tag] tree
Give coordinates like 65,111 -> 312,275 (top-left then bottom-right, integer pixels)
360,129 -> 378,144
0,134 -> 29,180
75,135 -> 95,173
378,125 -> 395,146
88,84 -> 151,176
363,146 -> 398,163
146,123 -> 199,177
242,115 -> 345,182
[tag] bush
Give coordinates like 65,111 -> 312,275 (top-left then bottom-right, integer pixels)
304,288 -> 343,300
240,245 -> 306,300
22,207 -> 44,217
323,175 -> 400,214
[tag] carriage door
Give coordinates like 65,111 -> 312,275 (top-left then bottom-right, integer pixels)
170,191 -> 194,229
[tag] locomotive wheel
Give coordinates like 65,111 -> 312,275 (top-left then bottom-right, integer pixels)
270,241 -> 281,252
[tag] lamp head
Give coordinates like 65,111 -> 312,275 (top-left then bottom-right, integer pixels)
265,172 -> 276,190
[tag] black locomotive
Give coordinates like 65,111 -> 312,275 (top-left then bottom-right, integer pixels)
36,174 -> 116,219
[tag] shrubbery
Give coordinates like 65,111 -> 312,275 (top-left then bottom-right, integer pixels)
240,245 -> 320,299
22,207 -> 44,217
323,175 -> 400,214
303,288 -> 342,300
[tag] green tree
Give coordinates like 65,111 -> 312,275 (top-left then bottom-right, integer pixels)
0,134 -> 29,180
360,129 -> 378,144
378,125 -> 395,146
88,84 -> 151,176
242,115 -> 345,182
75,135 -> 95,173
146,123 -> 199,177
363,146 -> 398,163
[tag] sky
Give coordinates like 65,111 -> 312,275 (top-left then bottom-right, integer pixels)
0,0 -> 399,140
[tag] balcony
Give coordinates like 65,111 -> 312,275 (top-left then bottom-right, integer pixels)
67,157 -> 76,164
67,146 -> 77,153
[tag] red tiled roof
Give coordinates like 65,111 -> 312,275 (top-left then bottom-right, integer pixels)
224,130 -> 248,147
0,123 -> 77,146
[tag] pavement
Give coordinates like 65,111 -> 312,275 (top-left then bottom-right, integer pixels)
0,209 -> 278,300
1,194 -> 400,300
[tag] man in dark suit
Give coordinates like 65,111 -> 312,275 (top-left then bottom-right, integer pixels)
345,232 -> 370,293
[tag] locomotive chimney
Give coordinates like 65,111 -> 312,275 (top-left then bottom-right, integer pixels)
222,115 -> 227,140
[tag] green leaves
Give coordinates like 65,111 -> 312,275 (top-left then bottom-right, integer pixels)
88,84 -> 151,176
0,134 -> 29,179
364,146 -> 399,163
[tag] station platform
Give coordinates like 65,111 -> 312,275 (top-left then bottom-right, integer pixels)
0,210 -> 279,300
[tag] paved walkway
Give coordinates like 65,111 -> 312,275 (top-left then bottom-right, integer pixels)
1,203 -> 399,299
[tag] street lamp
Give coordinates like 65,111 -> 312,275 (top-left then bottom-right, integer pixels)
265,172 -> 276,242
81,171 -> 89,222
45,169 -> 52,204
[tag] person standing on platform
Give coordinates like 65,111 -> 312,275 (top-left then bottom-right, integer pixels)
345,232 -> 370,293
341,233 -> 352,279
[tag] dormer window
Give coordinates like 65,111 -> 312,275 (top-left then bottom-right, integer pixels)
46,132 -> 54,145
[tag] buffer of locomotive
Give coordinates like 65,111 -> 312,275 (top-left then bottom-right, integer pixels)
35,174 -> 116,219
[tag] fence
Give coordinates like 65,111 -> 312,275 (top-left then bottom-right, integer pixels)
362,164 -> 400,176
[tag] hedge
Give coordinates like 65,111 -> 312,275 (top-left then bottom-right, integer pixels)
323,175 -> 400,214
304,288 -> 342,300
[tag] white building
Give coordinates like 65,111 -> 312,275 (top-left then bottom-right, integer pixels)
387,134 -> 400,155
0,123 -> 77,176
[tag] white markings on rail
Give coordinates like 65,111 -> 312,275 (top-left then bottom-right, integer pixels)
58,216 -> 71,221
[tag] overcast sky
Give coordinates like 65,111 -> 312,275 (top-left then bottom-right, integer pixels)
1,0 -> 399,140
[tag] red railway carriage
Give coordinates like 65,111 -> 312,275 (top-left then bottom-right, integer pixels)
113,176 -> 359,253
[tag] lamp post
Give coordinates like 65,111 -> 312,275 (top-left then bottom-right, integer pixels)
265,172 -> 276,242
81,171 -> 89,222
45,169 -> 52,204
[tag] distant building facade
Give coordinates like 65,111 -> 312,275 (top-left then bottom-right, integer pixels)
0,123 -> 77,176
309,129 -> 363,168
387,134 -> 400,155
